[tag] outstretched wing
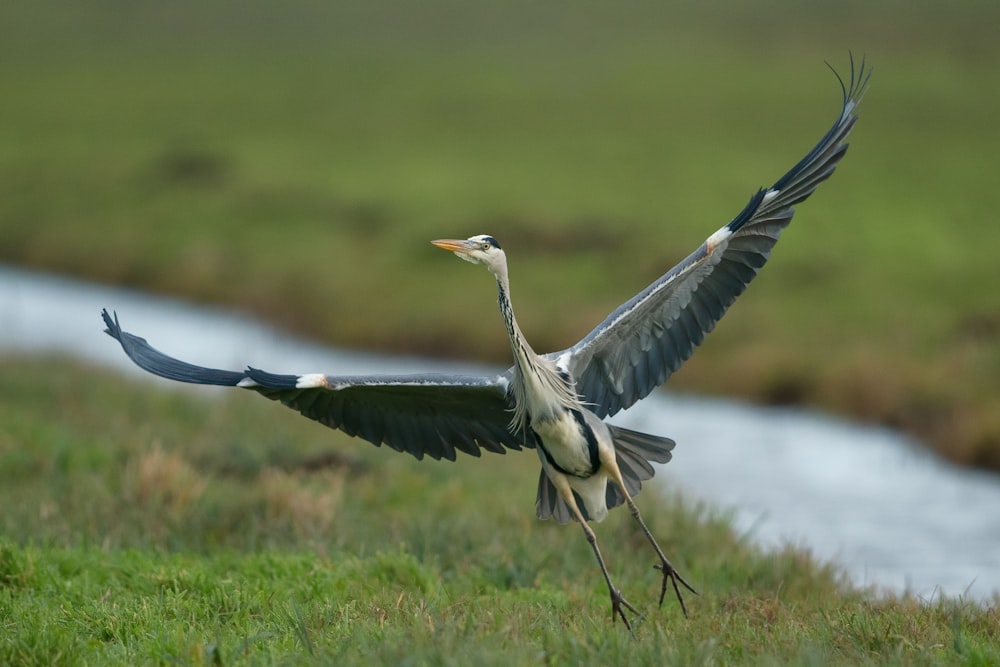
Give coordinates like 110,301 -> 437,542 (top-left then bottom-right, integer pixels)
102,309 -> 530,461
553,58 -> 871,419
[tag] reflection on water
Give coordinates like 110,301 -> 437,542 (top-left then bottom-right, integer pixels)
2,265 -> 998,602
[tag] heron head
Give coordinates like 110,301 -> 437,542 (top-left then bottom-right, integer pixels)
431,235 -> 505,273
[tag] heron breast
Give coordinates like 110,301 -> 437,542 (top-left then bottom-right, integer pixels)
531,410 -> 599,478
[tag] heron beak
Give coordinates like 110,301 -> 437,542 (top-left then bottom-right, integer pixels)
431,239 -> 475,255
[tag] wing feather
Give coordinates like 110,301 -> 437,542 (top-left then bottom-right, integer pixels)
555,58 -> 870,418
101,309 -> 529,460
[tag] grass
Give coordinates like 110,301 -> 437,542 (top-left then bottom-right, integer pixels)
2,356 -> 998,665
2,545 -> 997,666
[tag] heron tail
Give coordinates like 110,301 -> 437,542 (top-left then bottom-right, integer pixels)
605,424 -> 675,508
535,425 -> 675,524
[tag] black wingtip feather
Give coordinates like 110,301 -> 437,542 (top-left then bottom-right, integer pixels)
773,55 -> 870,194
726,189 -> 768,233
101,308 -> 247,386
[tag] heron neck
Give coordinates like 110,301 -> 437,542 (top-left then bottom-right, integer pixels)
492,263 -> 580,433
494,270 -> 537,371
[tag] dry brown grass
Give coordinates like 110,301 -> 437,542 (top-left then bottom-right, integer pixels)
258,467 -> 346,540
125,442 -> 208,515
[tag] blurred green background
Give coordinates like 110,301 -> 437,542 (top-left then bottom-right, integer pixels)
2,0 -> 998,467
4,2 -> 1000,663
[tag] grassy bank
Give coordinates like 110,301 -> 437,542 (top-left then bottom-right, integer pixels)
2,1 -> 999,469
2,356 -> 998,665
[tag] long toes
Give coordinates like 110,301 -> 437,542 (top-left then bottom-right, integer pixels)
653,562 -> 696,617
655,562 -> 698,595
610,588 -> 642,634
612,604 -> 633,634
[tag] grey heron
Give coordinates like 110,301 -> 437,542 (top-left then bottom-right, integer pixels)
102,59 -> 869,631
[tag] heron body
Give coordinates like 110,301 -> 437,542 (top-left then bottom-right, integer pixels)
102,58 -> 870,632
429,234 -> 689,621
489,235 -> 616,511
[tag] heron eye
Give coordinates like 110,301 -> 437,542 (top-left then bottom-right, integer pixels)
481,242 -> 490,251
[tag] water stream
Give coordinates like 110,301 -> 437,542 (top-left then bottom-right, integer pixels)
2,265 -> 997,602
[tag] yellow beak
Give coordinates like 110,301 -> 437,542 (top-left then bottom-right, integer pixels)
431,239 -> 475,254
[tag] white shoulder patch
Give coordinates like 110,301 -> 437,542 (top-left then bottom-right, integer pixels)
553,352 -> 573,373
296,373 -> 330,389
236,377 -> 259,388
705,226 -> 733,253
762,187 -> 780,203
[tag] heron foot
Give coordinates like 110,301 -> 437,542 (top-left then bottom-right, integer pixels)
609,585 -> 643,636
654,557 -> 697,617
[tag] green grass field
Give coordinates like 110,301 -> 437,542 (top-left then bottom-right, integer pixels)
2,357 -> 999,665
3,1 -> 1000,663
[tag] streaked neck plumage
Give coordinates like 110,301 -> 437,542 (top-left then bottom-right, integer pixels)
489,259 -> 581,433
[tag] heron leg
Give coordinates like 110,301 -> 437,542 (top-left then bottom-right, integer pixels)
549,472 -> 641,634
603,458 -> 697,616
